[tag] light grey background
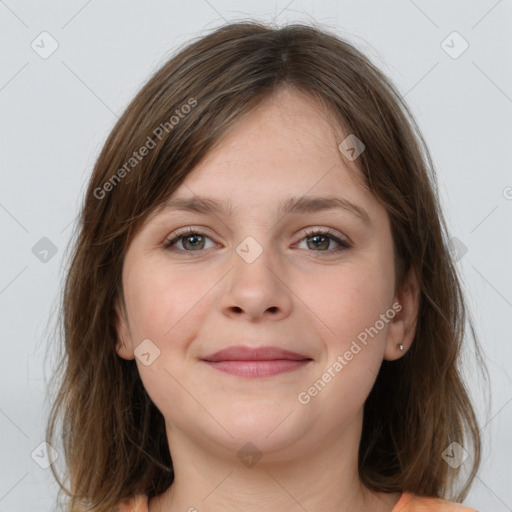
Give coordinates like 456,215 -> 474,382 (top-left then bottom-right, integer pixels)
1,1 -> 511,510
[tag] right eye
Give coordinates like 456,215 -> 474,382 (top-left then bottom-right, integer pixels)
163,228 -> 216,253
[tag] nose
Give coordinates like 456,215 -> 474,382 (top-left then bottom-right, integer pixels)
219,240 -> 293,321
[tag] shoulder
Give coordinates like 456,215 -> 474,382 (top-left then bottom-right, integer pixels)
116,494 -> 149,512
393,492 -> 479,512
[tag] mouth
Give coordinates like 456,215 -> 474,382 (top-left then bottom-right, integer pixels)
200,345 -> 313,378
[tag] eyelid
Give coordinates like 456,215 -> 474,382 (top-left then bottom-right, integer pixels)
299,227 -> 352,247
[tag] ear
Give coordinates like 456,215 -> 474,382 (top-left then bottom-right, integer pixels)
114,296 -> 135,360
383,266 -> 420,361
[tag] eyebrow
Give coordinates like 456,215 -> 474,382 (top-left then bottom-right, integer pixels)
157,195 -> 372,226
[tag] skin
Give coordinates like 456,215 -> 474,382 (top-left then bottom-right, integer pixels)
115,87 -> 419,511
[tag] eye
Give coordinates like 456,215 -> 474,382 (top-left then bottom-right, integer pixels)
163,227 -> 351,255
163,228 -> 216,253
296,229 -> 351,254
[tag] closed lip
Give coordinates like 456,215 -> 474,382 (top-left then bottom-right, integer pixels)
201,345 -> 311,362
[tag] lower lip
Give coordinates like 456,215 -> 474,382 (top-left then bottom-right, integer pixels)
202,359 -> 311,377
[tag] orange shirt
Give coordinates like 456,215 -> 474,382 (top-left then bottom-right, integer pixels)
393,492 -> 479,511
117,491 -> 479,511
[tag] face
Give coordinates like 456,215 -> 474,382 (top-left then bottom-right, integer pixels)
115,87 -> 416,462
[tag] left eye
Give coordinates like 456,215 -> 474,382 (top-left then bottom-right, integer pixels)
297,229 -> 351,253
163,228 -> 351,254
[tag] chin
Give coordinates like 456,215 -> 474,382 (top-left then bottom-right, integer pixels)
207,408 -> 309,457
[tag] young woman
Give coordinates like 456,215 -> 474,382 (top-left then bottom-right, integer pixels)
45,21 -> 487,512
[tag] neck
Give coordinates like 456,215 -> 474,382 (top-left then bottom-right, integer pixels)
149,410 -> 401,512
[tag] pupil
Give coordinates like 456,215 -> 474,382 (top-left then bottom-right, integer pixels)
310,234 -> 328,250
185,234 -> 202,249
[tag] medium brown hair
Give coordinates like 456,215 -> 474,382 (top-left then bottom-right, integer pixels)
45,20 -> 489,511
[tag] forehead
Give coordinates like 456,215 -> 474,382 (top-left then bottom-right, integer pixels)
139,87 -> 391,240
155,89 -> 377,215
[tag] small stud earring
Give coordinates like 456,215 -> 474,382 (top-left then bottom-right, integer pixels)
398,344 -> 405,351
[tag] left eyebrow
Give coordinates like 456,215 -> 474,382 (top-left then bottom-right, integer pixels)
154,194 -> 372,227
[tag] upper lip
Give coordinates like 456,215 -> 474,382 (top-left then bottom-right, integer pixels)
201,345 -> 311,362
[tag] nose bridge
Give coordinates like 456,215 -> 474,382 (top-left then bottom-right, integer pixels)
228,204 -> 279,266
230,202 -> 296,279
232,231 -> 279,289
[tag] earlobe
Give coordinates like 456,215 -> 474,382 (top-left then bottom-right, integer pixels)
114,297 -> 135,360
383,267 -> 420,361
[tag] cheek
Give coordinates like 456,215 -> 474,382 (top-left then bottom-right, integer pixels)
126,263 -> 211,427
125,260 -> 211,345
306,272 -> 393,420
307,259 -> 393,342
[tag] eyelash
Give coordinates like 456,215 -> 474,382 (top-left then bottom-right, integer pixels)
163,227 -> 351,255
